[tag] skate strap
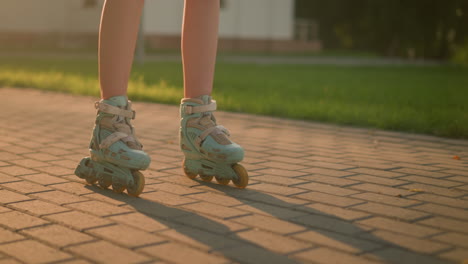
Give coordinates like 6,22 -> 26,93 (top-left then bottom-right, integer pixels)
184,101 -> 217,115
99,132 -> 129,149
195,125 -> 230,146
95,102 -> 136,119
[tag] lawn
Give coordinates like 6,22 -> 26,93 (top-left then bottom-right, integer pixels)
1,56 -> 467,138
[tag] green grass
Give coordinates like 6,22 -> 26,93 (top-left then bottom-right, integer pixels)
1,57 -> 467,138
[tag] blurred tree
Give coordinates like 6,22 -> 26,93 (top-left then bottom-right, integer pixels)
295,0 -> 468,60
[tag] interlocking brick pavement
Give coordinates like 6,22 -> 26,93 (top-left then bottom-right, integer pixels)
1,87 -> 467,264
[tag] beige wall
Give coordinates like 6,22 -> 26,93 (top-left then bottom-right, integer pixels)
0,0 -> 321,52
0,0 -> 102,33
0,0 -> 294,39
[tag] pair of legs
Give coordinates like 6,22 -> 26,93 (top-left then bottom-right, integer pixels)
99,0 -> 219,99
74,0 -> 248,196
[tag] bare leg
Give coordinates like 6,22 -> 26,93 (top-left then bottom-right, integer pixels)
99,0 -> 144,99
182,0 -> 220,98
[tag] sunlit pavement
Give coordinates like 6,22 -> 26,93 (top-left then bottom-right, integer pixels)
0,87 -> 467,264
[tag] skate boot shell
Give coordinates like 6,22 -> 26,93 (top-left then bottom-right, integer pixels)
75,96 -> 150,197
179,95 -> 248,188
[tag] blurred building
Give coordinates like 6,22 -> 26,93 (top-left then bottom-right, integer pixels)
0,0 -> 320,52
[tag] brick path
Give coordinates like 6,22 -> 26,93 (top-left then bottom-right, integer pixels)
0,87 -> 467,264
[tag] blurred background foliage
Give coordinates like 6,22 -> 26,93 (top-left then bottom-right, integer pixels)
296,0 -> 468,64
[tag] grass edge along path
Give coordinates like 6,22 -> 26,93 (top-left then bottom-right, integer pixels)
0,58 -> 467,139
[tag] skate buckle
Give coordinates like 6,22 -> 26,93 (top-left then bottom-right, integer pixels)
184,101 -> 217,115
95,101 -> 136,119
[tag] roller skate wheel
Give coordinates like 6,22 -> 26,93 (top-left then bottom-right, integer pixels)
98,178 -> 112,189
182,159 -> 197,179
86,177 -> 97,185
112,182 -> 126,194
200,174 -> 214,182
215,176 -> 230,185
127,171 -> 145,197
232,164 -> 248,189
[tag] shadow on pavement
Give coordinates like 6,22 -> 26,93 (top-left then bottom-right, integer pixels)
84,180 -> 450,264
85,184 -> 298,264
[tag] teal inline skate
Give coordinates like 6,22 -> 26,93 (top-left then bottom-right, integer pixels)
180,95 -> 248,188
75,96 -> 150,197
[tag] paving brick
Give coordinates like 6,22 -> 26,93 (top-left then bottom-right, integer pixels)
139,242 -> 228,264
444,169 -> 468,176
181,201 -> 248,219
21,224 -> 95,247
438,248 -> 468,262
0,166 -> 37,176
294,192 -> 364,207
220,244 -> 299,264
173,214 -> 248,235
352,202 -> 428,221
145,182 -> 203,195
294,247 -> 380,264
66,200 -> 132,217
186,192 -> 246,207
351,192 -> 420,207
247,183 -> 305,196
348,168 -> 404,178
82,193 -> 128,206
0,173 -> 21,184
9,200 -> 70,216
88,224 -> 166,248
0,258 -> 22,264
243,192 -> 309,207
296,182 -> 360,196
143,191 -> 197,206
0,190 -> 32,204
34,166 -> 74,176
300,174 -> 359,187
1,181 -> 52,194
31,190 -> 88,205
0,240 -> 71,263
446,176 -> 468,183
412,203 -> 468,220
108,213 -> 170,233
251,175 -> 308,186
431,232 -> 468,248
8,159 -> 49,168
0,152 -> 20,161
235,229 -> 310,254
19,173 -> 68,185
233,214 -> 305,234
367,230 -> 451,254
349,183 -> 413,197
402,183 -> 465,198
399,175 -> 462,188
347,174 -> 408,186
301,203 -> 370,221
45,211 -> 112,230
369,247 -> 451,264
159,225 -> 240,251
23,153 -> 60,162
410,193 -> 468,209
235,202 -> 308,219
68,241 -> 149,264
357,217 -> 440,238
392,168 -> 449,178
293,230 -> 380,254
300,167 -> 355,177
418,216 -> 468,234
50,182 -> 94,195
0,228 -> 24,244
293,214 -> 368,235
